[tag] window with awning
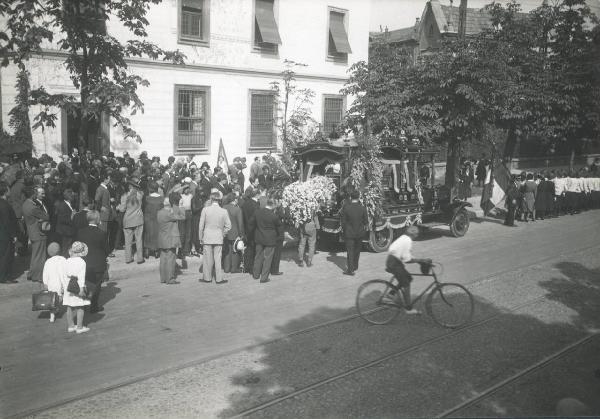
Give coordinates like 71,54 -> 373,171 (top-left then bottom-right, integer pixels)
255,0 -> 281,45
328,10 -> 352,58
179,0 -> 208,43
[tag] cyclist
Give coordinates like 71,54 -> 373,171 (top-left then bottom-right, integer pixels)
385,225 -> 432,314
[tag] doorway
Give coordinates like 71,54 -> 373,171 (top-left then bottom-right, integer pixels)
61,108 -> 110,156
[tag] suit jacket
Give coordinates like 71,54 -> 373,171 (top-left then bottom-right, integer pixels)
9,179 -> 25,218
198,203 -> 231,245
241,198 -> 259,241
0,198 -> 17,242
72,210 -> 89,231
95,184 -> 112,222
341,201 -> 368,239
77,225 -> 108,273
223,203 -> 244,240
22,198 -> 49,241
157,206 -> 185,249
54,200 -> 75,237
250,207 -> 282,247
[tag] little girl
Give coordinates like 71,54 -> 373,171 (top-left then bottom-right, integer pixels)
42,242 -> 66,323
62,241 -> 90,334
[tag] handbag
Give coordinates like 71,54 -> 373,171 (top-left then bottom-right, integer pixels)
32,290 -> 59,311
67,275 -> 80,294
38,220 -> 52,234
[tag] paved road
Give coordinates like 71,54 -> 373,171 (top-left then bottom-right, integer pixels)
1,211 -> 599,418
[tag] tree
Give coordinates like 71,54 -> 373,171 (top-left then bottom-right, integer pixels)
0,0 -> 186,148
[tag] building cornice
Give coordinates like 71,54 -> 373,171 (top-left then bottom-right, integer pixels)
33,49 -> 350,83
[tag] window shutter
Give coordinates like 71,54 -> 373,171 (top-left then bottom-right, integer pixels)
250,93 -> 275,148
255,0 -> 281,44
329,11 -> 352,54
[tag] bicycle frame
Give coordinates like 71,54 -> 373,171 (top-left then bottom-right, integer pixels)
388,267 -> 441,307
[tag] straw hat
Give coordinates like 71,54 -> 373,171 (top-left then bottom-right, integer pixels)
69,241 -> 88,258
234,237 -> 245,253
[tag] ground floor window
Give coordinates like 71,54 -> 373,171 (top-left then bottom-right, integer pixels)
175,85 -> 210,153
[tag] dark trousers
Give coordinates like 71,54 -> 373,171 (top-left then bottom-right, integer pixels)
113,213 -> 124,249
178,211 -> 192,255
244,241 -> 256,273
270,239 -> 284,274
504,205 -> 516,226
344,237 -> 362,273
29,238 -> 47,282
223,239 -> 241,273
60,235 -> 73,257
85,270 -> 104,310
253,244 -> 275,281
0,240 -> 15,282
554,195 -> 563,216
191,212 -> 201,252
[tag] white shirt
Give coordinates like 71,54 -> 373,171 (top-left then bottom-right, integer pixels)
388,234 -> 413,262
43,255 -> 67,294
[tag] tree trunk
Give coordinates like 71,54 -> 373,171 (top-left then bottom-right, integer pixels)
569,148 -> 575,173
503,127 -> 518,164
445,137 -> 460,197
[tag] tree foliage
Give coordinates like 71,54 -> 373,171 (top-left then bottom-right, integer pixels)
0,0 -> 186,146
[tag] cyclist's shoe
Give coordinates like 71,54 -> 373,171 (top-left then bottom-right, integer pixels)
404,308 -> 422,315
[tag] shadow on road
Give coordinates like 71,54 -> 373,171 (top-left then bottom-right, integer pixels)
216,272 -> 600,418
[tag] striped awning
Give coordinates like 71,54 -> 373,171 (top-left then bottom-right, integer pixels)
255,0 -> 281,44
329,12 -> 352,54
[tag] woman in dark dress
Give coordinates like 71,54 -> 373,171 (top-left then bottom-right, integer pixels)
458,161 -> 474,201
504,176 -> 521,226
143,181 -> 164,258
521,173 -> 537,222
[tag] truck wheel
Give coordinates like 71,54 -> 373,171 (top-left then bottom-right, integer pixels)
450,208 -> 470,237
368,226 -> 393,252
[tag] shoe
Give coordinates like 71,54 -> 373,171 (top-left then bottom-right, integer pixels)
271,272 -> 283,276
125,260 -> 133,264
137,260 -> 145,264
67,326 -> 77,333
260,278 -> 270,283
166,281 -> 180,285
198,278 -> 212,283
306,261 -> 313,267
75,326 -> 90,334
26,276 -> 32,281
216,280 -> 228,284
108,253 -> 115,258
343,271 -> 355,276
404,308 -> 422,315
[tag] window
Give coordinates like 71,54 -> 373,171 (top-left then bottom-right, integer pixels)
253,0 -> 281,54
179,0 -> 209,44
175,86 -> 210,153
63,0 -> 106,34
322,95 -> 345,138
249,91 -> 276,150
327,8 -> 351,62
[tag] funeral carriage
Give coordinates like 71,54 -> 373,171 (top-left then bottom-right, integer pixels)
292,138 -> 472,252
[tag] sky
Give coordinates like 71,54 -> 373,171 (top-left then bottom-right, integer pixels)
369,0 -> 546,32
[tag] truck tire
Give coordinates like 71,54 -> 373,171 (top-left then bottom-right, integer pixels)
450,208 -> 470,237
368,226 -> 393,252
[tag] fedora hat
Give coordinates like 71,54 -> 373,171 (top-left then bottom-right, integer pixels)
69,241 -> 88,258
233,237 -> 245,254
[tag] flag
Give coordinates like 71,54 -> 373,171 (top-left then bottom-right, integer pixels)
480,158 -> 512,214
217,138 -> 229,174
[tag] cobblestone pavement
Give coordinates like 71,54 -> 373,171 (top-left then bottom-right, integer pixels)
1,211 -> 599,418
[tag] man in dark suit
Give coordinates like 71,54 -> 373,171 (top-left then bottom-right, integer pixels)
222,193 -> 245,274
53,188 -> 76,256
341,190 -> 368,276
241,189 -> 260,273
0,182 -> 18,283
249,198 -> 282,283
22,186 -> 49,282
76,210 -> 109,313
157,192 -> 186,284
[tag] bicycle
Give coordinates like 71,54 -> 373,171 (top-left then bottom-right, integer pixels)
355,262 -> 474,328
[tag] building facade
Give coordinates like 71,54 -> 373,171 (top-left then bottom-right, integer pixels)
0,0 -> 370,165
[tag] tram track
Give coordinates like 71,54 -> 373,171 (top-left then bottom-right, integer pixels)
228,295 -> 548,418
15,243 -> 599,419
436,333 -> 599,418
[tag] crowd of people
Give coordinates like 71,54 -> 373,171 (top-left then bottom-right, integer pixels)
0,148 -> 325,332
503,162 -> 600,227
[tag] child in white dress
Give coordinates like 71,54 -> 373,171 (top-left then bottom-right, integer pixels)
62,242 -> 90,334
42,242 -> 66,323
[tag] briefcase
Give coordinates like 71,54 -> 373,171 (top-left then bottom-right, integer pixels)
32,291 -> 59,311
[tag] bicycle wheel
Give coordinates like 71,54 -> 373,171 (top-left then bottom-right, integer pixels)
356,280 -> 401,325
426,283 -> 474,329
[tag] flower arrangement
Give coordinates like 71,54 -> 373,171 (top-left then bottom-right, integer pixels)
281,175 -> 337,227
350,134 -> 384,223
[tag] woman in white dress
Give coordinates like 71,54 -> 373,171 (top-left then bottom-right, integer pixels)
62,241 -> 90,334
42,242 -> 66,323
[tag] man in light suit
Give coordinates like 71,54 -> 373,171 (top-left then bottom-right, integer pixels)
198,190 -> 231,284
22,186 -> 49,282
157,192 -> 186,284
